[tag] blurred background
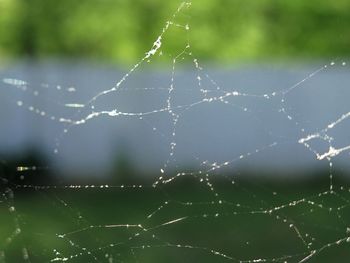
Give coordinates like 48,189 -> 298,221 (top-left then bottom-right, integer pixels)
0,0 -> 350,180
1,0 -> 350,64
1,1 -> 350,262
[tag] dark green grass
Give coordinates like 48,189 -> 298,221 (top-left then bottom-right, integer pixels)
1,176 -> 350,263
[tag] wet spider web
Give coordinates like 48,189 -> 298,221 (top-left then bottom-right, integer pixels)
1,2 -> 350,263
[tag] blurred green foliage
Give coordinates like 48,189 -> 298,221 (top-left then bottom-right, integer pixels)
1,0 -> 350,64
3,175 -> 350,262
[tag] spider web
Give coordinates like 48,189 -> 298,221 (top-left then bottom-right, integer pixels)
1,2 -> 350,262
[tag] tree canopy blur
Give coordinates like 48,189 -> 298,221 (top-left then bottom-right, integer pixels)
1,0 -> 350,65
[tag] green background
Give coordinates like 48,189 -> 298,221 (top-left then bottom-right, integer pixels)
1,0 -> 350,65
